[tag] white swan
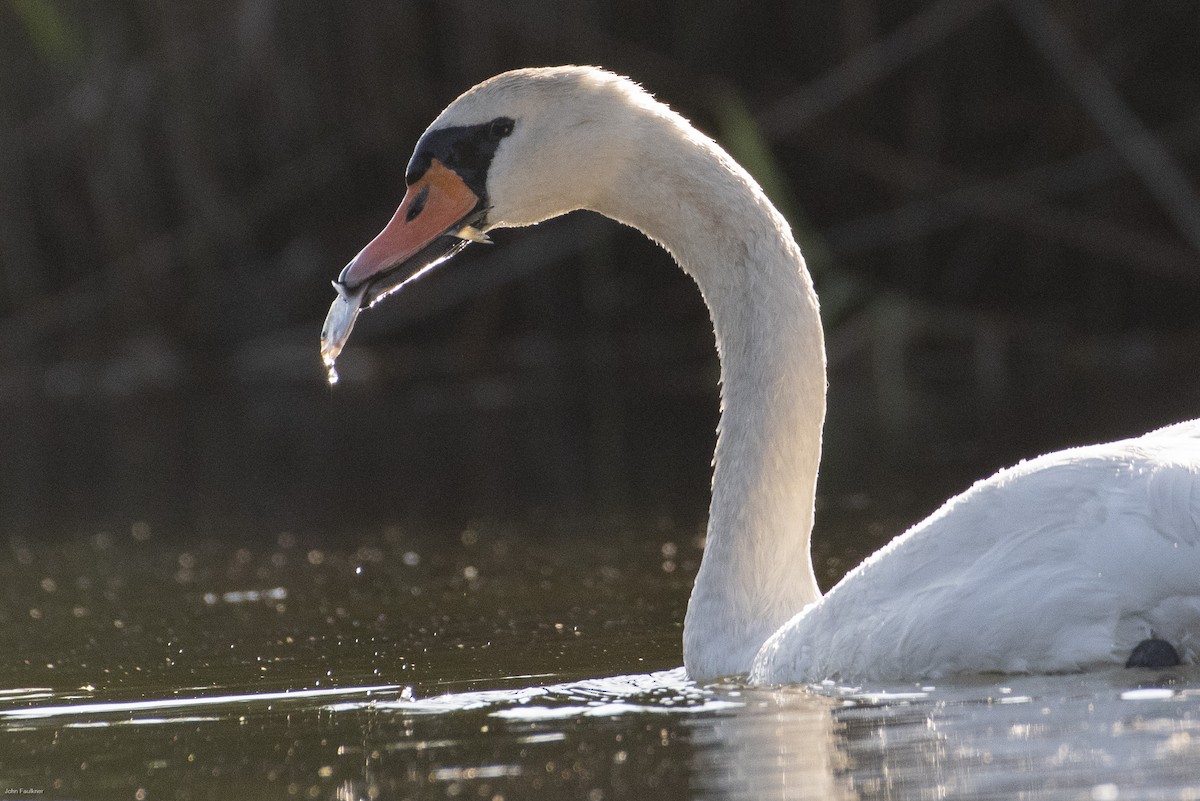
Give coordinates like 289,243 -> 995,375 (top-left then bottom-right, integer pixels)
322,66 -> 1200,684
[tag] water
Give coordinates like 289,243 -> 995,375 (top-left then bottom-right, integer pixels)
3,521 -> 1200,799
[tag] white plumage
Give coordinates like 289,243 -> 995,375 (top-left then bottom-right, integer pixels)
350,66 -> 1200,683
753,419 -> 1200,681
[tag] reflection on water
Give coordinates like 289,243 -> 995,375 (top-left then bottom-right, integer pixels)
3,523 -> 1200,799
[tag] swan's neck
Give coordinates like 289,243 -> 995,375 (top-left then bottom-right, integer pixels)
591,112 -> 826,680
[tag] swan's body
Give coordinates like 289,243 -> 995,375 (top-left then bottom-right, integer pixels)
754,419 -> 1200,681
326,66 -> 1200,683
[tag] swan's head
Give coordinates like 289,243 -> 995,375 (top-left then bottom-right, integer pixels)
339,66 -> 648,293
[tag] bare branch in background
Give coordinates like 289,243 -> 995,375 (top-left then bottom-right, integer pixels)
1006,0 -> 1200,256
817,131 -> 1200,282
759,0 -> 1000,136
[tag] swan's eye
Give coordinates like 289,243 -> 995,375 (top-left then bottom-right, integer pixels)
488,117 -> 514,139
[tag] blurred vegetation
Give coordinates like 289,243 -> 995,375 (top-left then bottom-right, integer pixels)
8,0 -> 83,67
0,0 -> 1198,540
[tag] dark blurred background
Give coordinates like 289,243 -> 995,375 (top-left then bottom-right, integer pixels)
1,0 -> 1198,543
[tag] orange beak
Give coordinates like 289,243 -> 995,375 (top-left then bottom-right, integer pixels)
339,159 -> 481,289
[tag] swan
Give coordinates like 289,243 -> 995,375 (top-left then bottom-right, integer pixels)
321,66 -> 1200,684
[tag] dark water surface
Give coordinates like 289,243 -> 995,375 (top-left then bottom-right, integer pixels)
4,517 -> 1200,800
